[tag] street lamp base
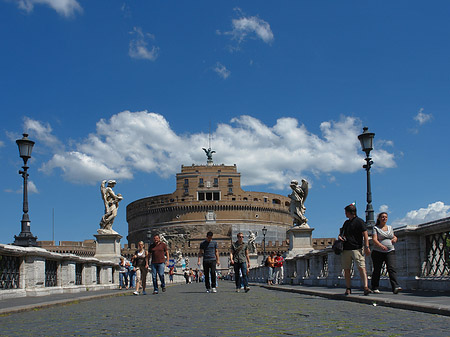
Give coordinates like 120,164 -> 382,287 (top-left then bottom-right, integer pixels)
13,233 -> 37,247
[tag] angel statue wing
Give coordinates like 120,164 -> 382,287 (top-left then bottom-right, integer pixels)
301,179 -> 309,203
100,180 -> 108,212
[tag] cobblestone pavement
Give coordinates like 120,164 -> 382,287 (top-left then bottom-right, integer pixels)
1,281 -> 449,337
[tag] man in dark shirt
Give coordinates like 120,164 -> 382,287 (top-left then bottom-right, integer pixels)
338,204 -> 371,295
149,234 -> 169,294
198,231 -> 220,293
230,232 -> 250,293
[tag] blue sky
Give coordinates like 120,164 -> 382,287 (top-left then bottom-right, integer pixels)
1,0 -> 449,245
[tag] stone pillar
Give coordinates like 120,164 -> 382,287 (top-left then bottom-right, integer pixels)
84,264 -> 96,286
248,253 -> 258,269
60,261 -> 76,287
24,255 -> 45,288
94,233 -> 122,263
286,227 -> 314,258
326,251 -> 344,287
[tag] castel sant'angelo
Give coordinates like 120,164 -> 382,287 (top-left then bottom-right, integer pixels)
125,149 -> 293,253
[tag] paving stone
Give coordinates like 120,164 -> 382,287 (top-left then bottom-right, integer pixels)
1,282 -> 449,336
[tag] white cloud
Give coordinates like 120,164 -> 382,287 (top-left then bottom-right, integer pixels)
379,204 -> 390,213
414,108 -> 432,125
15,0 -> 82,17
0,140 -> 4,148
213,62 -> 230,79
23,117 -> 63,150
392,201 -> 450,227
29,111 -> 396,188
4,180 -> 39,194
129,27 -> 159,61
219,8 -> 274,48
28,180 -> 39,194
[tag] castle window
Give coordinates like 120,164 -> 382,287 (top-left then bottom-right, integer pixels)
272,199 -> 281,205
184,179 -> 189,187
264,197 -> 268,202
198,191 -> 220,201
228,187 -> 233,194
199,178 -> 204,187
213,178 -> 218,187
228,178 -> 233,185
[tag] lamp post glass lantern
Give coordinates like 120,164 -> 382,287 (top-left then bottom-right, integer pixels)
262,226 -> 268,264
14,133 -> 37,247
357,127 -> 375,228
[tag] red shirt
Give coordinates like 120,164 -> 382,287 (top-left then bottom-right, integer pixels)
149,242 -> 168,264
274,256 -> 284,268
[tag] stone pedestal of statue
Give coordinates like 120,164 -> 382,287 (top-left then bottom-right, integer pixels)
286,226 -> 314,258
94,232 -> 122,263
248,253 -> 259,269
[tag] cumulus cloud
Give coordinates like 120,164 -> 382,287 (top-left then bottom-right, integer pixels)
0,140 -> 4,148
379,204 -> 390,213
213,62 -> 231,79
4,180 -> 39,194
414,108 -> 433,125
28,111 -> 396,188
23,117 -> 62,150
129,27 -> 159,61
392,201 -> 450,227
14,0 -> 83,17
218,8 -> 274,49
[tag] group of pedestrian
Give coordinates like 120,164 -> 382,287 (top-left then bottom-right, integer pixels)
120,234 -> 170,296
338,203 -> 402,295
265,251 -> 284,285
118,256 -> 135,289
197,231 -> 251,293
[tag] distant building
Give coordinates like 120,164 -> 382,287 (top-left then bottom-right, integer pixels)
37,240 -> 96,257
126,159 -> 293,251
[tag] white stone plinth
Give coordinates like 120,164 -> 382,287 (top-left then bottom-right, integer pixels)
249,253 -> 259,269
286,226 -> 314,258
94,233 -> 122,263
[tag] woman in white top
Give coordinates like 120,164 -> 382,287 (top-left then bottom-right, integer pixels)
371,212 -> 402,294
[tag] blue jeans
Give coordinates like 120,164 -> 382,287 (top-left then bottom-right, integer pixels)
119,272 -> 128,287
267,266 -> 274,281
128,270 -> 136,288
233,262 -> 248,289
151,263 -> 166,292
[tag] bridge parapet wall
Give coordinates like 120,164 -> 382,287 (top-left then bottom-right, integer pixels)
0,244 -> 118,300
249,217 -> 450,291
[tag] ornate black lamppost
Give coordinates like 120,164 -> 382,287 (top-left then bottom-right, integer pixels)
14,133 -> 37,247
262,226 -> 268,263
358,127 -> 375,229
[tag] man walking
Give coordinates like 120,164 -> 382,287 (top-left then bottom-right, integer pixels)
149,234 -> 169,294
338,204 -> 371,295
230,232 -> 250,293
198,231 -> 220,293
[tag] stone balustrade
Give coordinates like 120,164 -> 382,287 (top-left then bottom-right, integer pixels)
0,244 -> 118,300
249,217 -> 450,291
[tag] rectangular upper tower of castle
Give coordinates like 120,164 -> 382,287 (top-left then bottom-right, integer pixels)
174,164 -> 243,201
